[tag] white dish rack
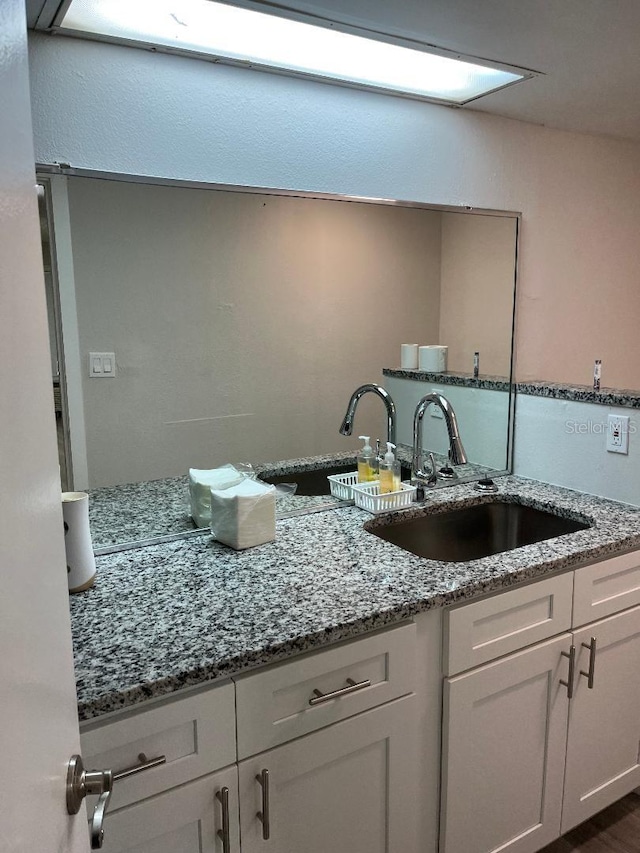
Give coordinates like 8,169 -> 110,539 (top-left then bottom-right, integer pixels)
351,481 -> 417,514
327,470 -> 361,500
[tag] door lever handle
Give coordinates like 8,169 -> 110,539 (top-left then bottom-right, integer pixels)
66,754 -> 113,849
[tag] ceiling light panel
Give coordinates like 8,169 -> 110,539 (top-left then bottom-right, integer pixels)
58,0 -> 530,104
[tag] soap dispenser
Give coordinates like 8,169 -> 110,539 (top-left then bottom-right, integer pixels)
357,436 -> 377,482
379,442 -> 401,493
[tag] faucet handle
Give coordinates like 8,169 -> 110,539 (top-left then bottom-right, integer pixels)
426,452 -> 438,487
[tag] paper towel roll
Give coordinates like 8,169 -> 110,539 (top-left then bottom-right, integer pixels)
418,345 -> 448,373
400,343 -> 419,369
62,492 -> 96,593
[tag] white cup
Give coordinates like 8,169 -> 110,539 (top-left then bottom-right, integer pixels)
400,343 -> 419,369
418,345 -> 448,373
62,492 -> 97,593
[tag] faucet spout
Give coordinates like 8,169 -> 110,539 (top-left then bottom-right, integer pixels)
339,383 -> 396,446
412,393 -> 467,483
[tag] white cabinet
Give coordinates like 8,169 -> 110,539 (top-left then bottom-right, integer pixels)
441,635 -> 571,853
235,621 -> 416,759
99,765 -> 240,853
440,555 -> 640,853
76,550 -> 640,853
80,682 -> 236,812
79,622 -> 418,853
238,697 -> 418,853
562,604 -> 640,832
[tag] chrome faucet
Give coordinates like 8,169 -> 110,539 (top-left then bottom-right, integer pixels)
339,384 -> 396,446
412,393 -> 467,484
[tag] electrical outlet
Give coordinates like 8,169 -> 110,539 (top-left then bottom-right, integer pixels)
430,391 -> 444,418
606,414 -> 629,454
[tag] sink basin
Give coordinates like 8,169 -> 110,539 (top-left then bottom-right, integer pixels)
260,462 -> 412,496
368,500 -> 591,562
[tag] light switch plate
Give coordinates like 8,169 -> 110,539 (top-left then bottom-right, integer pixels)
89,352 -> 116,378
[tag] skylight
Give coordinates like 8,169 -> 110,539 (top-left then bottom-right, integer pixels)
57,0 -> 531,104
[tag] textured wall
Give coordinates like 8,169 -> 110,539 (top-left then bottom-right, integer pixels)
439,213 -> 517,377
68,178 -> 442,485
28,34 -> 640,392
514,395 -> 640,506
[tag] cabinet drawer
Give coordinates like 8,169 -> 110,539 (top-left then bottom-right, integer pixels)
99,764 -> 239,853
573,550 -> 640,627
235,622 -> 416,759
80,681 -> 236,811
444,573 -> 574,675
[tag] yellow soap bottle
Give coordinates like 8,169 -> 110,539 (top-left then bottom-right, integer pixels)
379,442 -> 401,493
357,435 -> 377,482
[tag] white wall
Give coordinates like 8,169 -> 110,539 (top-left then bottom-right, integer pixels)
28,33 -> 640,391
384,376 -> 510,471
27,32 -> 640,500
439,213 -> 517,377
514,395 -> 640,506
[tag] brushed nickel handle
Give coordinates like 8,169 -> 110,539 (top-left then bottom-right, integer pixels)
560,645 -> 576,699
66,755 -> 114,849
216,786 -> 231,853
90,788 -> 113,849
256,769 -> 270,840
309,677 -> 371,706
113,752 -> 166,781
580,637 -> 597,689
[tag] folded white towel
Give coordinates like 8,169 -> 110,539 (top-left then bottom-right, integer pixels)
189,465 -> 245,528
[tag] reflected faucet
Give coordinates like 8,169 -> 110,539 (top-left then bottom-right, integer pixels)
339,384 -> 396,446
412,393 -> 467,484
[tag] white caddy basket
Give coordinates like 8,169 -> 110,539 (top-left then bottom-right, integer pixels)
351,481 -> 417,514
327,471 -> 360,500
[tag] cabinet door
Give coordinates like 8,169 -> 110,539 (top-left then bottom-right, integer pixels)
100,765 -> 240,853
239,696 -> 417,853
562,604 -> 640,833
441,635 -> 571,853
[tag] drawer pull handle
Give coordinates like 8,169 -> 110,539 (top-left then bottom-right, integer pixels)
256,769 -> 270,840
560,645 -> 576,699
580,637 -> 597,689
113,752 -> 167,782
309,677 -> 371,706
216,787 -> 231,853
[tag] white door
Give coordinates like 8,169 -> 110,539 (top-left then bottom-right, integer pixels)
238,697 -> 418,853
440,634 -> 571,853
0,4 -> 88,852
562,605 -> 640,833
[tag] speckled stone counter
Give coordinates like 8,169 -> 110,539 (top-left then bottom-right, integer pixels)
88,451 -> 358,550
383,367 -> 510,391
71,476 -> 640,721
515,380 -> 640,408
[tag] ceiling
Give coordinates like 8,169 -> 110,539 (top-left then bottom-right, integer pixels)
26,0 -> 640,143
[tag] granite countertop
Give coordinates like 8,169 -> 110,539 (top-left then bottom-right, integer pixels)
70,475 -> 640,722
383,367 -> 511,391
88,451 -> 359,550
88,449 -> 497,552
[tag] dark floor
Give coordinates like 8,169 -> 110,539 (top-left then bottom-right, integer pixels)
540,793 -> 640,852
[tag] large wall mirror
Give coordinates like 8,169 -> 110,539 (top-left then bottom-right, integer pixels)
39,171 -> 519,550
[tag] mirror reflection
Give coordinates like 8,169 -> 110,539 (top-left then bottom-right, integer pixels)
41,174 -> 518,549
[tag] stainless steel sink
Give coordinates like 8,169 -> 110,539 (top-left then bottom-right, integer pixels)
260,463 -> 412,496
367,500 -> 591,562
